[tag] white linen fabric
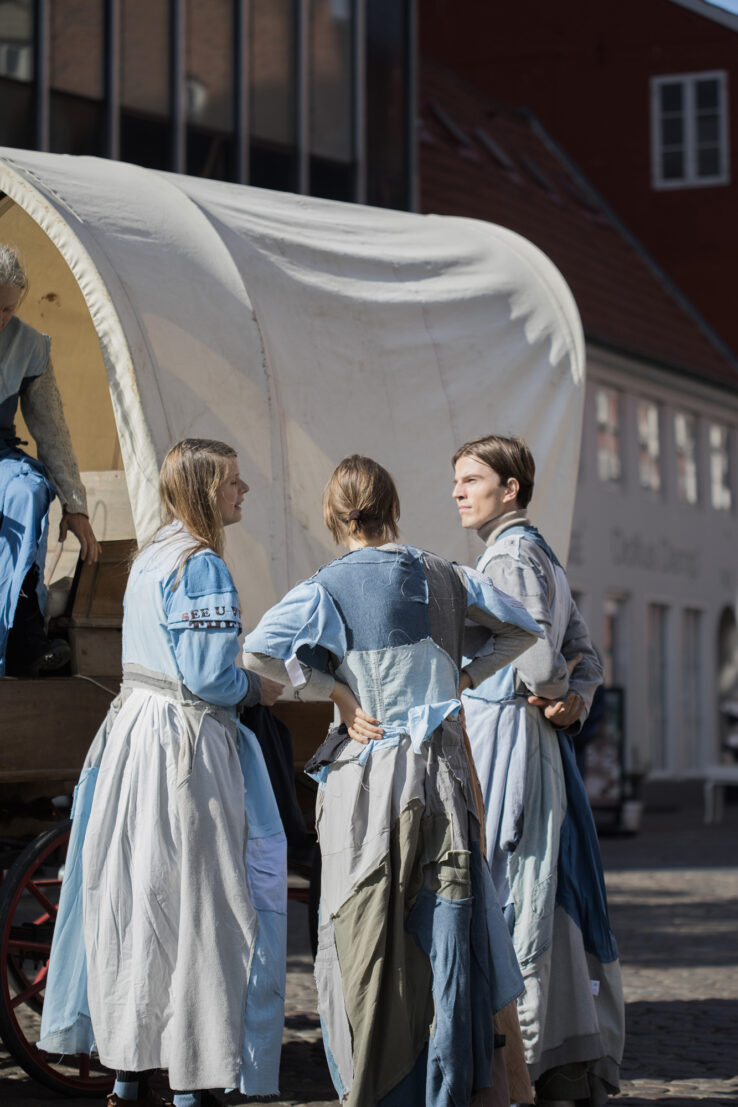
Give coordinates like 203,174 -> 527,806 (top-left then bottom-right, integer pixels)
0,148 -> 585,621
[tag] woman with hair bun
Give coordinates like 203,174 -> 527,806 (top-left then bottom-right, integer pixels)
0,243 -> 100,676
243,454 -> 544,1107
39,439 -> 286,1107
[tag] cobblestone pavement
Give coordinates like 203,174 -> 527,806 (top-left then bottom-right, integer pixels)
1,802 -> 736,1106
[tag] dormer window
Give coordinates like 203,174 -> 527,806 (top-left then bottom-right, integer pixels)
650,71 -> 729,189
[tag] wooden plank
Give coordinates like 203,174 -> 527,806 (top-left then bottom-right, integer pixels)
70,538 -> 135,622
68,627 -> 122,678
0,677 -> 116,782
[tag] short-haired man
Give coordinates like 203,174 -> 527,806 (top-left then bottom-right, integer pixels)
452,434 -> 624,1107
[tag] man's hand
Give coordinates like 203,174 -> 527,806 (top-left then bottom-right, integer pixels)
528,690 -> 584,728
258,675 -> 284,706
59,513 -> 101,563
330,681 -> 383,745
527,653 -> 584,728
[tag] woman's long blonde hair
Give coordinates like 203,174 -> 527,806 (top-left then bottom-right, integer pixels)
146,438 -> 237,580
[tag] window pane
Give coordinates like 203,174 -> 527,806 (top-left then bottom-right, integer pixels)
596,387 -> 621,482
696,78 -> 719,111
698,146 -> 721,177
185,0 -> 235,180
308,0 -> 355,200
49,0 -> 104,155
367,0 -> 410,209
660,82 -> 683,112
710,422 -> 731,510
637,400 -> 661,491
674,412 -> 698,503
0,0 -> 34,147
249,0 -> 298,192
250,0 -> 296,145
697,113 -> 719,145
121,0 -> 172,169
648,604 -> 669,771
603,595 -> 627,687
682,609 -> 702,770
662,149 -> 684,180
662,116 -> 683,146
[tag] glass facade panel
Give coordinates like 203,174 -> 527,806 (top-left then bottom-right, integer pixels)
709,422 -> 732,510
647,603 -> 670,771
49,0 -> 104,155
185,0 -> 235,180
682,608 -> 702,770
366,0 -> 409,209
637,400 -> 661,492
0,0 -> 35,148
675,411 -> 698,503
121,0 -> 172,169
596,387 -> 621,482
249,0 -> 298,192
308,0 -> 354,200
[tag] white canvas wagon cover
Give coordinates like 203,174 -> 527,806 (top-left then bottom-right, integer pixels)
0,148 -> 585,616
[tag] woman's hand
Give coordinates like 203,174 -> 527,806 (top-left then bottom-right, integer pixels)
330,681 -> 383,745
459,670 -> 472,694
59,512 -> 101,563
258,675 -> 284,706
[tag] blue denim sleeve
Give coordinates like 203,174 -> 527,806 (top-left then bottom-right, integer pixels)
164,552 -> 251,706
242,580 -> 347,673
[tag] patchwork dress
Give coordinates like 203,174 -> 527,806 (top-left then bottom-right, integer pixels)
243,543 -> 543,1107
463,515 -> 625,1105
0,316 -> 88,672
38,523 -> 287,1096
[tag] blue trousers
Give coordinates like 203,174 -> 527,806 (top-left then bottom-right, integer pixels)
0,445 -> 53,675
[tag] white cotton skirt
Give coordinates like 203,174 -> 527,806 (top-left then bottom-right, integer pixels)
81,687 -> 256,1091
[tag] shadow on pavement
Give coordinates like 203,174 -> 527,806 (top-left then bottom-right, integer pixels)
622,998 -> 738,1082
610,897 -> 738,968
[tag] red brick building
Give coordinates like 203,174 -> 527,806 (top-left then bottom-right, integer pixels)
421,0 -> 738,354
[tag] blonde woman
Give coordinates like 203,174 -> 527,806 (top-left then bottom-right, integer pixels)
243,454 -> 544,1107
40,439 -> 285,1107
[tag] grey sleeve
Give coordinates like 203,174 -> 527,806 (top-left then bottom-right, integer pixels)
454,564 -> 541,687
242,650 -> 335,701
239,671 -> 262,709
481,548 -> 571,700
20,361 -> 88,514
561,600 -> 603,734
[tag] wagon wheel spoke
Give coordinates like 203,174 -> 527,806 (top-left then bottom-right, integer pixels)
7,938 -> 52,956
25,880 -> 58,917
11,973 -> 46,1008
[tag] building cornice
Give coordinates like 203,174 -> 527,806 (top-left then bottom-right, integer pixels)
586,338 -> 738,414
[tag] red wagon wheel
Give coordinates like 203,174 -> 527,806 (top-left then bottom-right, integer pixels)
0,820 -> 113,1096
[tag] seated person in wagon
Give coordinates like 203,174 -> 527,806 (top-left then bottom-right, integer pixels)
0,244 -> 99,677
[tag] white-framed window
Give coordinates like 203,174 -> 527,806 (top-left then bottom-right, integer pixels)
709,422 -> 732,510
674,411 -> 698,504
637,400 -> 661,492
596,387 -> 621,482
651,71 -> 729,189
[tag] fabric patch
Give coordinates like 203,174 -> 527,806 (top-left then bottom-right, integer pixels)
315,545 -> 430,652
182,553 -> 237,598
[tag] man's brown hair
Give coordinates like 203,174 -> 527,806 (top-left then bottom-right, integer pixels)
323,455 -> 400,544
452,434 -> 536,509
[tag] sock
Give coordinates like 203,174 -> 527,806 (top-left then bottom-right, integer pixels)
172,1094 -> 201,1107
113,1073 -> 139,1100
